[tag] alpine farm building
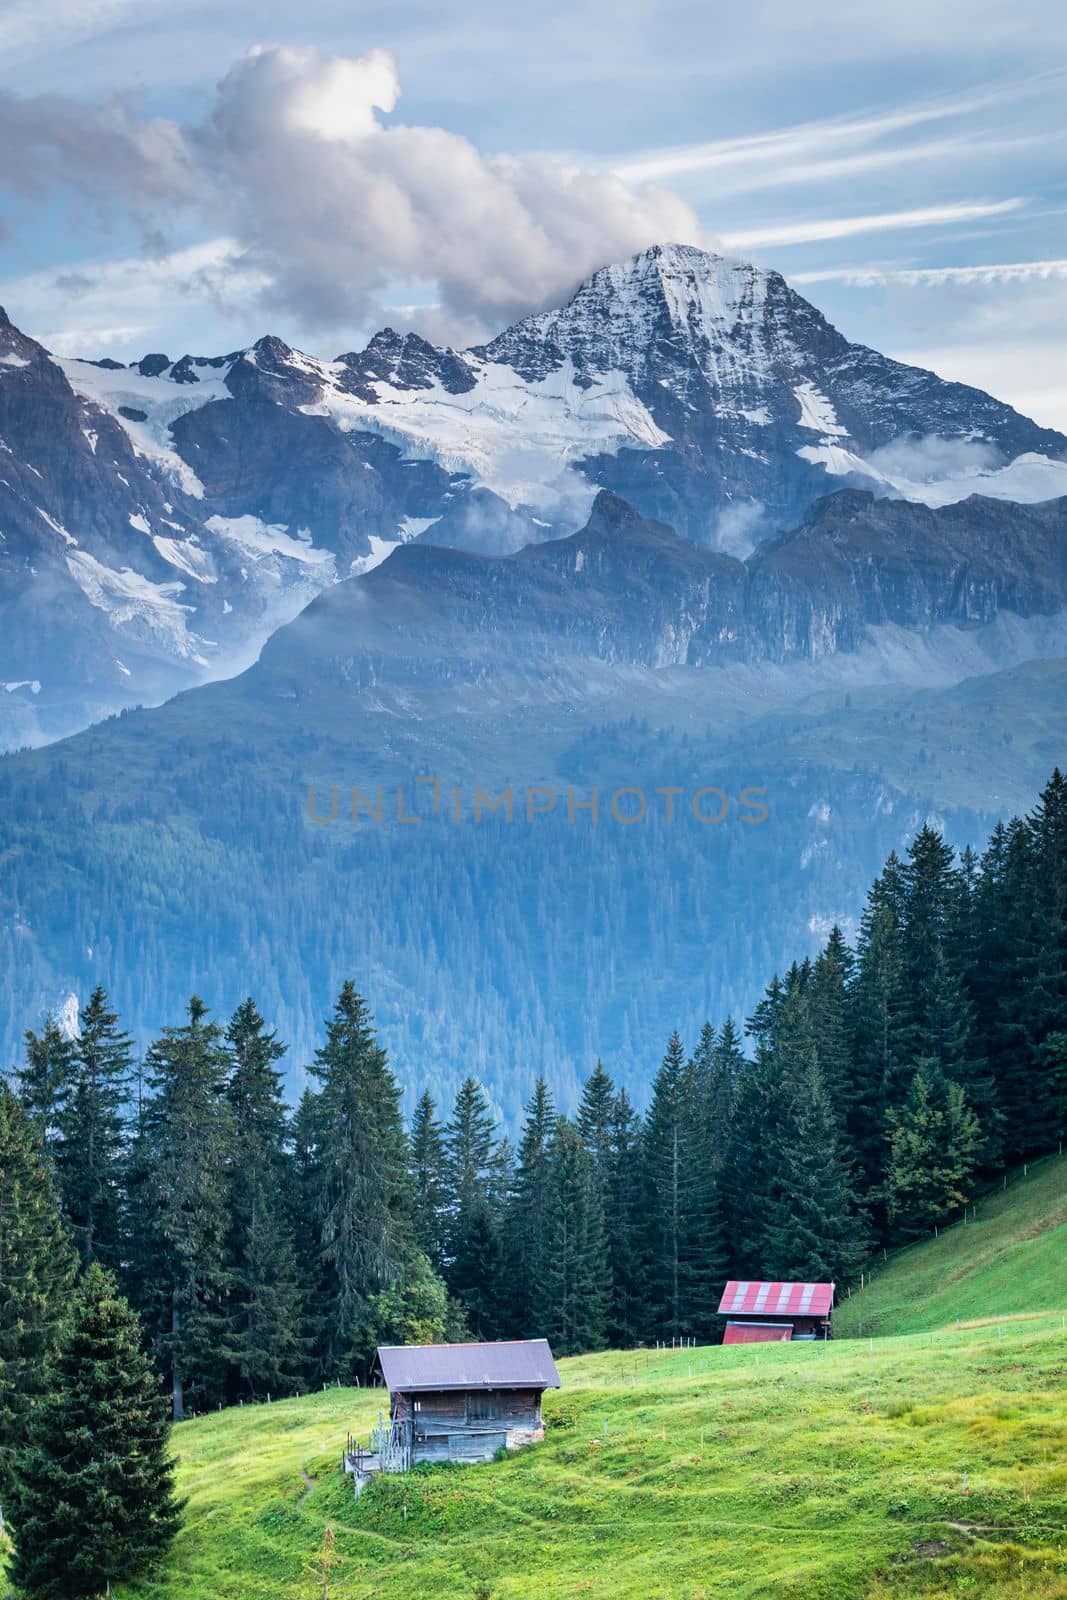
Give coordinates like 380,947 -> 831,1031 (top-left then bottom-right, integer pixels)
346,1339 -> 561,1481
718,1280 -> 835,1343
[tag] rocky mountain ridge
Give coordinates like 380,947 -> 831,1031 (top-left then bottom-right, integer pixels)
4,243 -> 1067,746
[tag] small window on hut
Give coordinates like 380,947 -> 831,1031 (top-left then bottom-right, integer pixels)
466,1390 -> 499,1423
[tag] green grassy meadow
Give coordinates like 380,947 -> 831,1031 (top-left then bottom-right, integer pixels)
4,1156 -> 1064,1600
835,1152 -> 1067,1338
111,1320 -> 1066,1600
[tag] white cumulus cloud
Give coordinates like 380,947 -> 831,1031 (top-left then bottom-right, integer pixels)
0,44 -> 705,343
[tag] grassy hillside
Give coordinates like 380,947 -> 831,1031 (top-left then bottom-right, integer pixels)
95,1319 -> 1067,1600
835,1152 -> 1067,1339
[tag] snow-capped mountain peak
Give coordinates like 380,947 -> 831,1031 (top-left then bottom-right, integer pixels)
3,245 -> 1067,748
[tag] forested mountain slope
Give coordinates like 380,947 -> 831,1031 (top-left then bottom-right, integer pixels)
2,488 -> 1065,1109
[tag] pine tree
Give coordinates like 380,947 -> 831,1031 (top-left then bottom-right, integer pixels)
445,1078 -> 497,1218
141,996 -> 234,1418
224,998 -> 303,1399
640,1031 -> 722,1341
0,1086 -> 75,1510
808,928 -> 855,1118
1026,768 -> 1067,1045
56,986 -> 133,1270
761,1054 -> 867,1286
503,1078 -> 556,1335
708,1019 -> 743,1175
410,1091 -> 449,1271
9,1264 -> 181,1599
534,1119 -> 610,1355
640,1031 -> 688,1340
577,1062 -> 615,1201
885,1059 -> 982,1239
446,1198 -> 503,1339
1019,770 -> 1067,1150
899,828 -> 998,1157
292,1087 -> 327,1372
850,858 -> 909,1210
444,1078 -> 503,1330
970,820 -> 1035,1159
16,1014 -> 74,1157
309,983 -> 415,1379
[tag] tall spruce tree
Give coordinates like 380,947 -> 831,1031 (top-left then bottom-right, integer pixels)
16,1014 -> 74,1158
533,1119 -> 610,1355
708,1019 -> 743,1175
808,929 -> 855,1120
605,1085 -> 643,1347
56,986 -> 133,1270
885,1059 -> 982,1238
1023,770 -> 1067,1148
577,1062 -> 615,1200
444,1078 -> 503,1336
141,996 -> 234,1418
640,1031 -> 721,1341
850,859 -> 909,1211
503,1078 -> 556,1336
410,1091 -> 449,1272
309,983 -> 415,1379
224,999 -> 303,1399
761,1053 -> 867,1286
8,1264 -> 181,1600
970,820 -> 1035,1160
899,828 -> 998,1159
291,1087 -> 327,1371
0,1086 -> 75,1511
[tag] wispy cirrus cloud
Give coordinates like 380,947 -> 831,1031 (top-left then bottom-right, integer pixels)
722,199 -> 1025,252
790,257 -> 1067,287
611,73 -> 1065,187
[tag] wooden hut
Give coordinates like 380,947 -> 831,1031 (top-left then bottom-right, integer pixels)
717,1280 -> 835,1342
345,1339 -> 561,1482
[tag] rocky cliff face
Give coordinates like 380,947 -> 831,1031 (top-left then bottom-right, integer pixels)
3,243 -> 1067,746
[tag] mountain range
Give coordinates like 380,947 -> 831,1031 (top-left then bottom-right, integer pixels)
2,243 -> 1066,1114
3,242 -> 1067,749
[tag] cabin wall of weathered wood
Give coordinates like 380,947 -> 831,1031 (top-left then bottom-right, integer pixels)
392,1387 -> 543,1432
390,1386 -> 546,1464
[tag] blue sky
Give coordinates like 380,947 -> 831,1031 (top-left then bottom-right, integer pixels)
2,1 -> 1066,428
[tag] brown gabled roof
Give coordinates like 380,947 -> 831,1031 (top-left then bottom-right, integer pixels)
376,1338 -> 561,1393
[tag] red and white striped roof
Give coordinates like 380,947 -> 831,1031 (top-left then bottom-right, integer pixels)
717,1280 -> 834,1317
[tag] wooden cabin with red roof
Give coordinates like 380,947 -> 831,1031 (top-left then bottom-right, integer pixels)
717,1280 -> 835,1343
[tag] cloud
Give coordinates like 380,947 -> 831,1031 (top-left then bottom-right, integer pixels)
611,81 -> 1038,185
0,44 -> 704,343
712,501 -> 766,559
722,199 -> 1024,251
792,257 -> 1067,287
0,238 -> 266,353
863,435 -> 1004,481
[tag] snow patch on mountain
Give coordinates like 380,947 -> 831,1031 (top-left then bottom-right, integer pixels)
65,548 -> 207,663
204,513 -> 335,569
36,507 -> 76,545
794,381 -> 848,437
57,357 -> 231,498
152,535 -> 217,582
302,353 -> 669,512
